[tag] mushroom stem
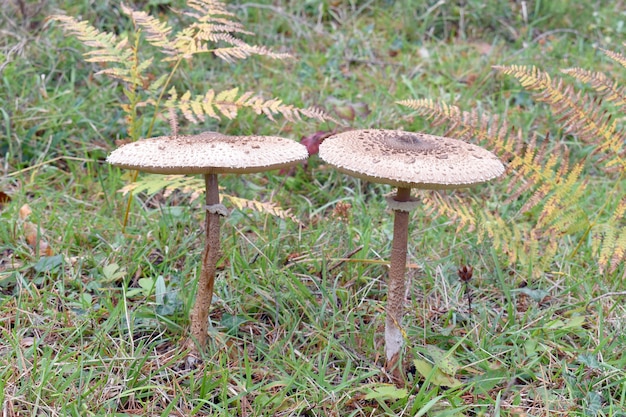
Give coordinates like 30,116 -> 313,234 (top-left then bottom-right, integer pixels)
189,173 -> 221,349
385,186 -> 412,375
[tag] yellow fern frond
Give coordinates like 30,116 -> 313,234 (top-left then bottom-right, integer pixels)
119,174 -> 205,200
50,15 -> 132,64
222,195 -> 300,224
601,47 -> 626,69
422,193 -> 477,233
400,50 -> 626,275
166,86 -> 334,123
397,98 -> 586,276
121,4 -> 178,56
596,198 -> 626,273
561,67 -> 626,109
495,65 -> 626,170
186,0 -> 236,20
210,34 -> 291,62
168,0 -> 290,62
119,174 -> 300,223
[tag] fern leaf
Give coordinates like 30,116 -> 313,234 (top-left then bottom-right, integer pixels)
186,0 -> 236,20
94,67 -> 132,83
119,174 -> 300,223
168,0 -> 290,62
495,65 -> 626,170
222,195 -> 300,224
147,73 -> 169,93
167,86 -> 335,123
121,4 -> 178,56
211,34 -> 291,62
50,15 -> 132,64
397,98 -> 585,275
561,67 -> 626,109
119,174 -> 205,200
596,198 -> 626,273
601,47 -> 626,70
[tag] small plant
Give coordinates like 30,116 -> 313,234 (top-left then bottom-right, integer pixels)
398,47 -> 626,276
48,0 -> 333,351
49,0 -> 331,222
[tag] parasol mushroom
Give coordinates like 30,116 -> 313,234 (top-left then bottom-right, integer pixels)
107,131 -> 308,350
318,129 -> 505,376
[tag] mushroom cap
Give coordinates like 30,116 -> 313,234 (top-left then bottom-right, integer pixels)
318,129 -> 505,189
106,132 -> 308,174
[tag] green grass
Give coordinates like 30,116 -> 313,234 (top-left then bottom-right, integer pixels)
2,0 -> 626,416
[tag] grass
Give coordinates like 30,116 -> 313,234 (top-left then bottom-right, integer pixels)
2,0 -> 626,415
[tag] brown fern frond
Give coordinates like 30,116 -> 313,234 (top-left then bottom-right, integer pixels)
561,67 -> 626,109
397,98 -> 585,275
50,15 -> 132,64
495,65 -> 626,170
601,47 -> 626,69
121,4 -> 178,56
422,193 -> 477,233
596,197 -> 626,273
397,98 -> 514,156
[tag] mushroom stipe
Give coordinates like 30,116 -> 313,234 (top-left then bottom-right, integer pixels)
319,129 -> 505,378
107,132 -> 308,351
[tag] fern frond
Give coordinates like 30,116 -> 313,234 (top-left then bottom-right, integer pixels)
50,15 -> 132,64
422,193 -> 477,233
222,195 -> 300,224
397,98 -> 585,275
121,4 -> 178,56
400,51 -> 626,275
166,0 -> 290,62
94,67 -> 132,83
595,197 -> 626,273
166,86 -> 334,123
609,227 -> 626,273
119,174 -> 206,199
210,33 -> 291,62
601,47 -> 626,69
119,174 -> 300,223
397,99 -> 513,155
186,0 -> 236,20
494,65 -> 626,171
561,67 -> 626,109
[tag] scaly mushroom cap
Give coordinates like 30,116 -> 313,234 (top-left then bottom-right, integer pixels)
106,132 -> 308,174
319,129 -> 505,189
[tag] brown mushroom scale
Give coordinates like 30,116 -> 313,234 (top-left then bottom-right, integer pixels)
319,129 -> 505,378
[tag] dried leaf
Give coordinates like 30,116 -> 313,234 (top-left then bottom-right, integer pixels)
0,191 -> 10,210
21,209 -> 53,257
19,204 -> 32,220
300,130 -> 336,156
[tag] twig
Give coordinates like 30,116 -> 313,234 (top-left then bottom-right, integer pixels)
8,156 -> 95,176
587,291 -> 626,306
320,245 -> 364,277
